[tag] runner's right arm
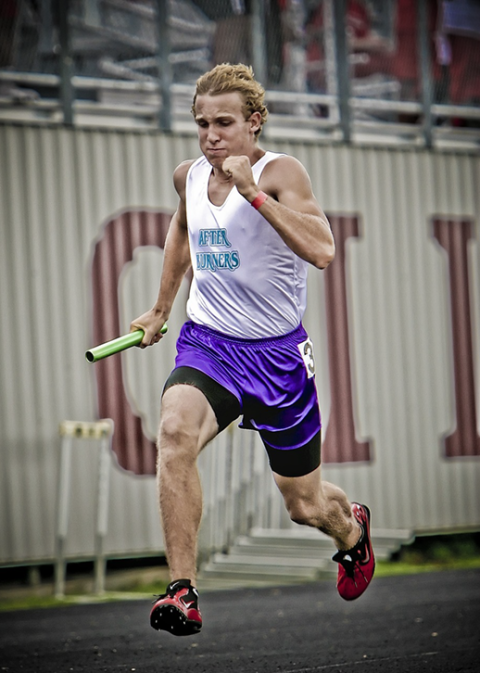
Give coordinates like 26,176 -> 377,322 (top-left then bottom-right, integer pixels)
130,160 -> 193,347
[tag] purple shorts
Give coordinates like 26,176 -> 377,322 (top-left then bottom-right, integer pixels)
165,321 -> 321,475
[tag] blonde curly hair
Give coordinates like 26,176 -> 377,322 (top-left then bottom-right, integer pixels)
192,63 -> 268,138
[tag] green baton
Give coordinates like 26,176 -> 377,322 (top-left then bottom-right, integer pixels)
85,324 -> 168,363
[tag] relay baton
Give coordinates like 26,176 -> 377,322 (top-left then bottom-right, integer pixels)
85,324 -> 168,363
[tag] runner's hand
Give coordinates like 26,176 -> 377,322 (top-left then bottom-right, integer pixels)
222,155 -> 258,200
130,309 -> 166,348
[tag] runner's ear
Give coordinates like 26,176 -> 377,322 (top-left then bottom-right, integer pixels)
248,111 -> 262,135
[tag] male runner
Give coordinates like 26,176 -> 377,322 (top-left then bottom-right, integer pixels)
130,63 -> 374,637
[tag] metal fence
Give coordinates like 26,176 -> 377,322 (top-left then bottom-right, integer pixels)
1,0 -> 479,147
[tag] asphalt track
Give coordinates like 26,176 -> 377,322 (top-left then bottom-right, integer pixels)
1,569 -> 479,673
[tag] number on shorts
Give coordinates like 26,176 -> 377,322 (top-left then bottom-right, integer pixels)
298,338 -> 316,378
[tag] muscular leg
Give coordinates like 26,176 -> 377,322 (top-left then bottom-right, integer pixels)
157,384 -> 218,584
273,466 -> 362,550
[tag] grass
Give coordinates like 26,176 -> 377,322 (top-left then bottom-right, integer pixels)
0,560 -> 169,612
0,590 -> 164,612
1,533 -> 479,612
375,532 -> 480,577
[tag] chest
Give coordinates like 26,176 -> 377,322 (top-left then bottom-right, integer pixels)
207,174 -> 235,207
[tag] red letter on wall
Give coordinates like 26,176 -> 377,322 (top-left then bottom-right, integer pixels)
322,216 -> 371,463
91,210 -> 171,475
433,218 -> 480,458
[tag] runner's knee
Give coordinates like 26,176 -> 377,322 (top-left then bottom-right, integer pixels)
158,385 -> 217,463
285,495 -> 321,527
158,413 -> 198,452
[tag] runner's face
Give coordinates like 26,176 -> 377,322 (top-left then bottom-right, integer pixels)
194,92 -> 259,167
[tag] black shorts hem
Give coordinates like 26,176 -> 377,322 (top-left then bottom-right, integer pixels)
163,366 -> 241,433
263,430 -> 321,477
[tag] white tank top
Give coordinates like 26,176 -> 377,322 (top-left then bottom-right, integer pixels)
185,151 -> 308,339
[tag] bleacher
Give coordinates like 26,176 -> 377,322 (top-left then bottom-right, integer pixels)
1,0 -> 479,148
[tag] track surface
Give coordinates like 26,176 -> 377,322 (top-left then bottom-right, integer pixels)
1,569 -> 479,672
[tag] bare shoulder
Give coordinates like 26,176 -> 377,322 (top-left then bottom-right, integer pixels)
173,159 -> 196,198
273,153 -> 305,169
261,154 -> 313,197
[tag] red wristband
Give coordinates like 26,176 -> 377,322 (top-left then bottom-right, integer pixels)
250,191 -> 268,210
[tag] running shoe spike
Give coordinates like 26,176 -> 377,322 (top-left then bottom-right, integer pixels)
150,579 -> 202,636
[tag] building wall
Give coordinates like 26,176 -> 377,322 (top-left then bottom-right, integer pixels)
0,123 -> 479,565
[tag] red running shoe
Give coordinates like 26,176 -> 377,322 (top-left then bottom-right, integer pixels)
332,503 -> 375,601
150,579 -> 202,636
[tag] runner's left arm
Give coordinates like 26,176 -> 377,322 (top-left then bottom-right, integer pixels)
223,154 -> 334,269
